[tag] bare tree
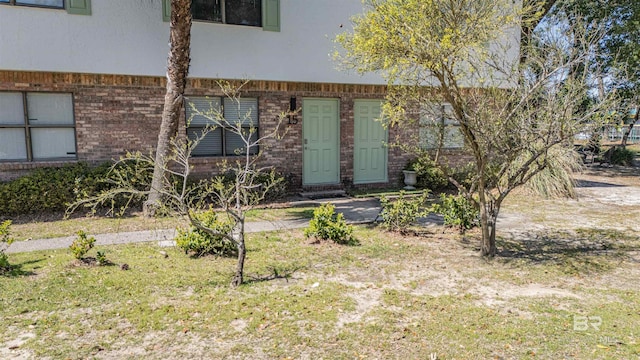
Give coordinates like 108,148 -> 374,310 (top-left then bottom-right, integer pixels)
70,81 -> 289,287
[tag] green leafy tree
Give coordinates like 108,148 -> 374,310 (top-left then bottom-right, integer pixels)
337,0 -> 618,257
549,0 -> 640,146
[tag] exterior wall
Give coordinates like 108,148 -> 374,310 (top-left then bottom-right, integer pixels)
0,71 -> 413,187
0,0 -> 386,85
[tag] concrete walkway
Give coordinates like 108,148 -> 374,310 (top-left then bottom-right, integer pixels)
6,197 -> 383,254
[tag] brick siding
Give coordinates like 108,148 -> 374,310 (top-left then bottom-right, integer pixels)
0,71 -> 416,187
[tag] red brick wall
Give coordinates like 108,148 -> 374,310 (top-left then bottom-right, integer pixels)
0,71 -> 415,188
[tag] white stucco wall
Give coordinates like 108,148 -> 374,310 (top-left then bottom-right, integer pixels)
0,0 -> 385,84
0,0 -> 522,86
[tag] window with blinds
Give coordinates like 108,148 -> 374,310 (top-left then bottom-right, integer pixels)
0,92 -> 76,162
186,96 -> 259,157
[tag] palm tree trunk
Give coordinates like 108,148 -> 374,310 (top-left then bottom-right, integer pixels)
145,0 -> 192,216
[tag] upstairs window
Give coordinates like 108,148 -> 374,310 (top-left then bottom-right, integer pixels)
186,97 -> 259,157
0,0 -> 91,15
0,0 -> 64,9
0,92 -> 77,162
192,0 -> 261,27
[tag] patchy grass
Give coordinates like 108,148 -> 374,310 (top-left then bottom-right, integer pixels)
2,167 -> 640,358
2,225 -> 639,359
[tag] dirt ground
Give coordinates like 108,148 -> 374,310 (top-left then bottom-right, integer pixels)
500,165 -> 640,233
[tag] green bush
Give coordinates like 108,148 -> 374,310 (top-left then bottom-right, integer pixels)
96,251 -> 110,266
69,230 -> 96,260
0,160 -> 288,217
0,220 -> 14,272
0,161 -> 152,217
175,210 -> 235,257
0,163 -> 93,216
609,147 -> 635,166
379,191 -> 431,233
449,163 -> 475,190
405,156 -> 448,190
432,194 -> 479,232
304,203 -> 357,245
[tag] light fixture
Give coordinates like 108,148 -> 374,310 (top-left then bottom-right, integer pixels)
288,96 -> 298,125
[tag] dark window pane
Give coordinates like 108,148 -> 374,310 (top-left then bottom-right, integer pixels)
225,0 -> 261,27
225,128 -> 258,155
192,0 -> 221,22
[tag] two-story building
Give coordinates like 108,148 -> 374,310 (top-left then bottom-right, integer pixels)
0,0 -> 520,189
0,0 -> 411,188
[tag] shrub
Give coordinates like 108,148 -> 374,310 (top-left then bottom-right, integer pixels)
0,163 -> 92,216
69,230 -> 96,260
304,203 -> 357,245
72,158 -> 153,216
96,251 -> 110,266
0,220 -> 14,272
450,163 -> 475,189
0,161 -> 152,217
432,194 -> 479,232
405,156 -> 448,190
175,209 -> 235,257
379,191 -> 431,233
609,147 -> 635,166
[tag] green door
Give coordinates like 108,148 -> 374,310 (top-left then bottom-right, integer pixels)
354,100 -> 388,184
303,99 -> 340,185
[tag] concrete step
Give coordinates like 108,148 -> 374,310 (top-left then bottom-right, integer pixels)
299,189 -> 347,200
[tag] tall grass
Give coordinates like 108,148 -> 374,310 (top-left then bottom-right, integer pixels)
518,146 -> 583,199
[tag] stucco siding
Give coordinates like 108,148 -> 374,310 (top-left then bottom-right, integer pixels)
0,0 -> 385,84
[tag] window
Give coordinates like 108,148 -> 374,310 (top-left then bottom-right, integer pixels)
186,97 -> 259,157
0,0 -> 90,14
0,92 -> 77,161
0,0 -> 64,9
192,0 -> 261,27
419,103 -> 464,149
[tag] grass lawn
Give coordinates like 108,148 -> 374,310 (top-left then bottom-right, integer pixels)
2,224 -> 639,359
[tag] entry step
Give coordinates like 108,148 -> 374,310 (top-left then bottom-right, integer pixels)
299,190 -> 347,200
